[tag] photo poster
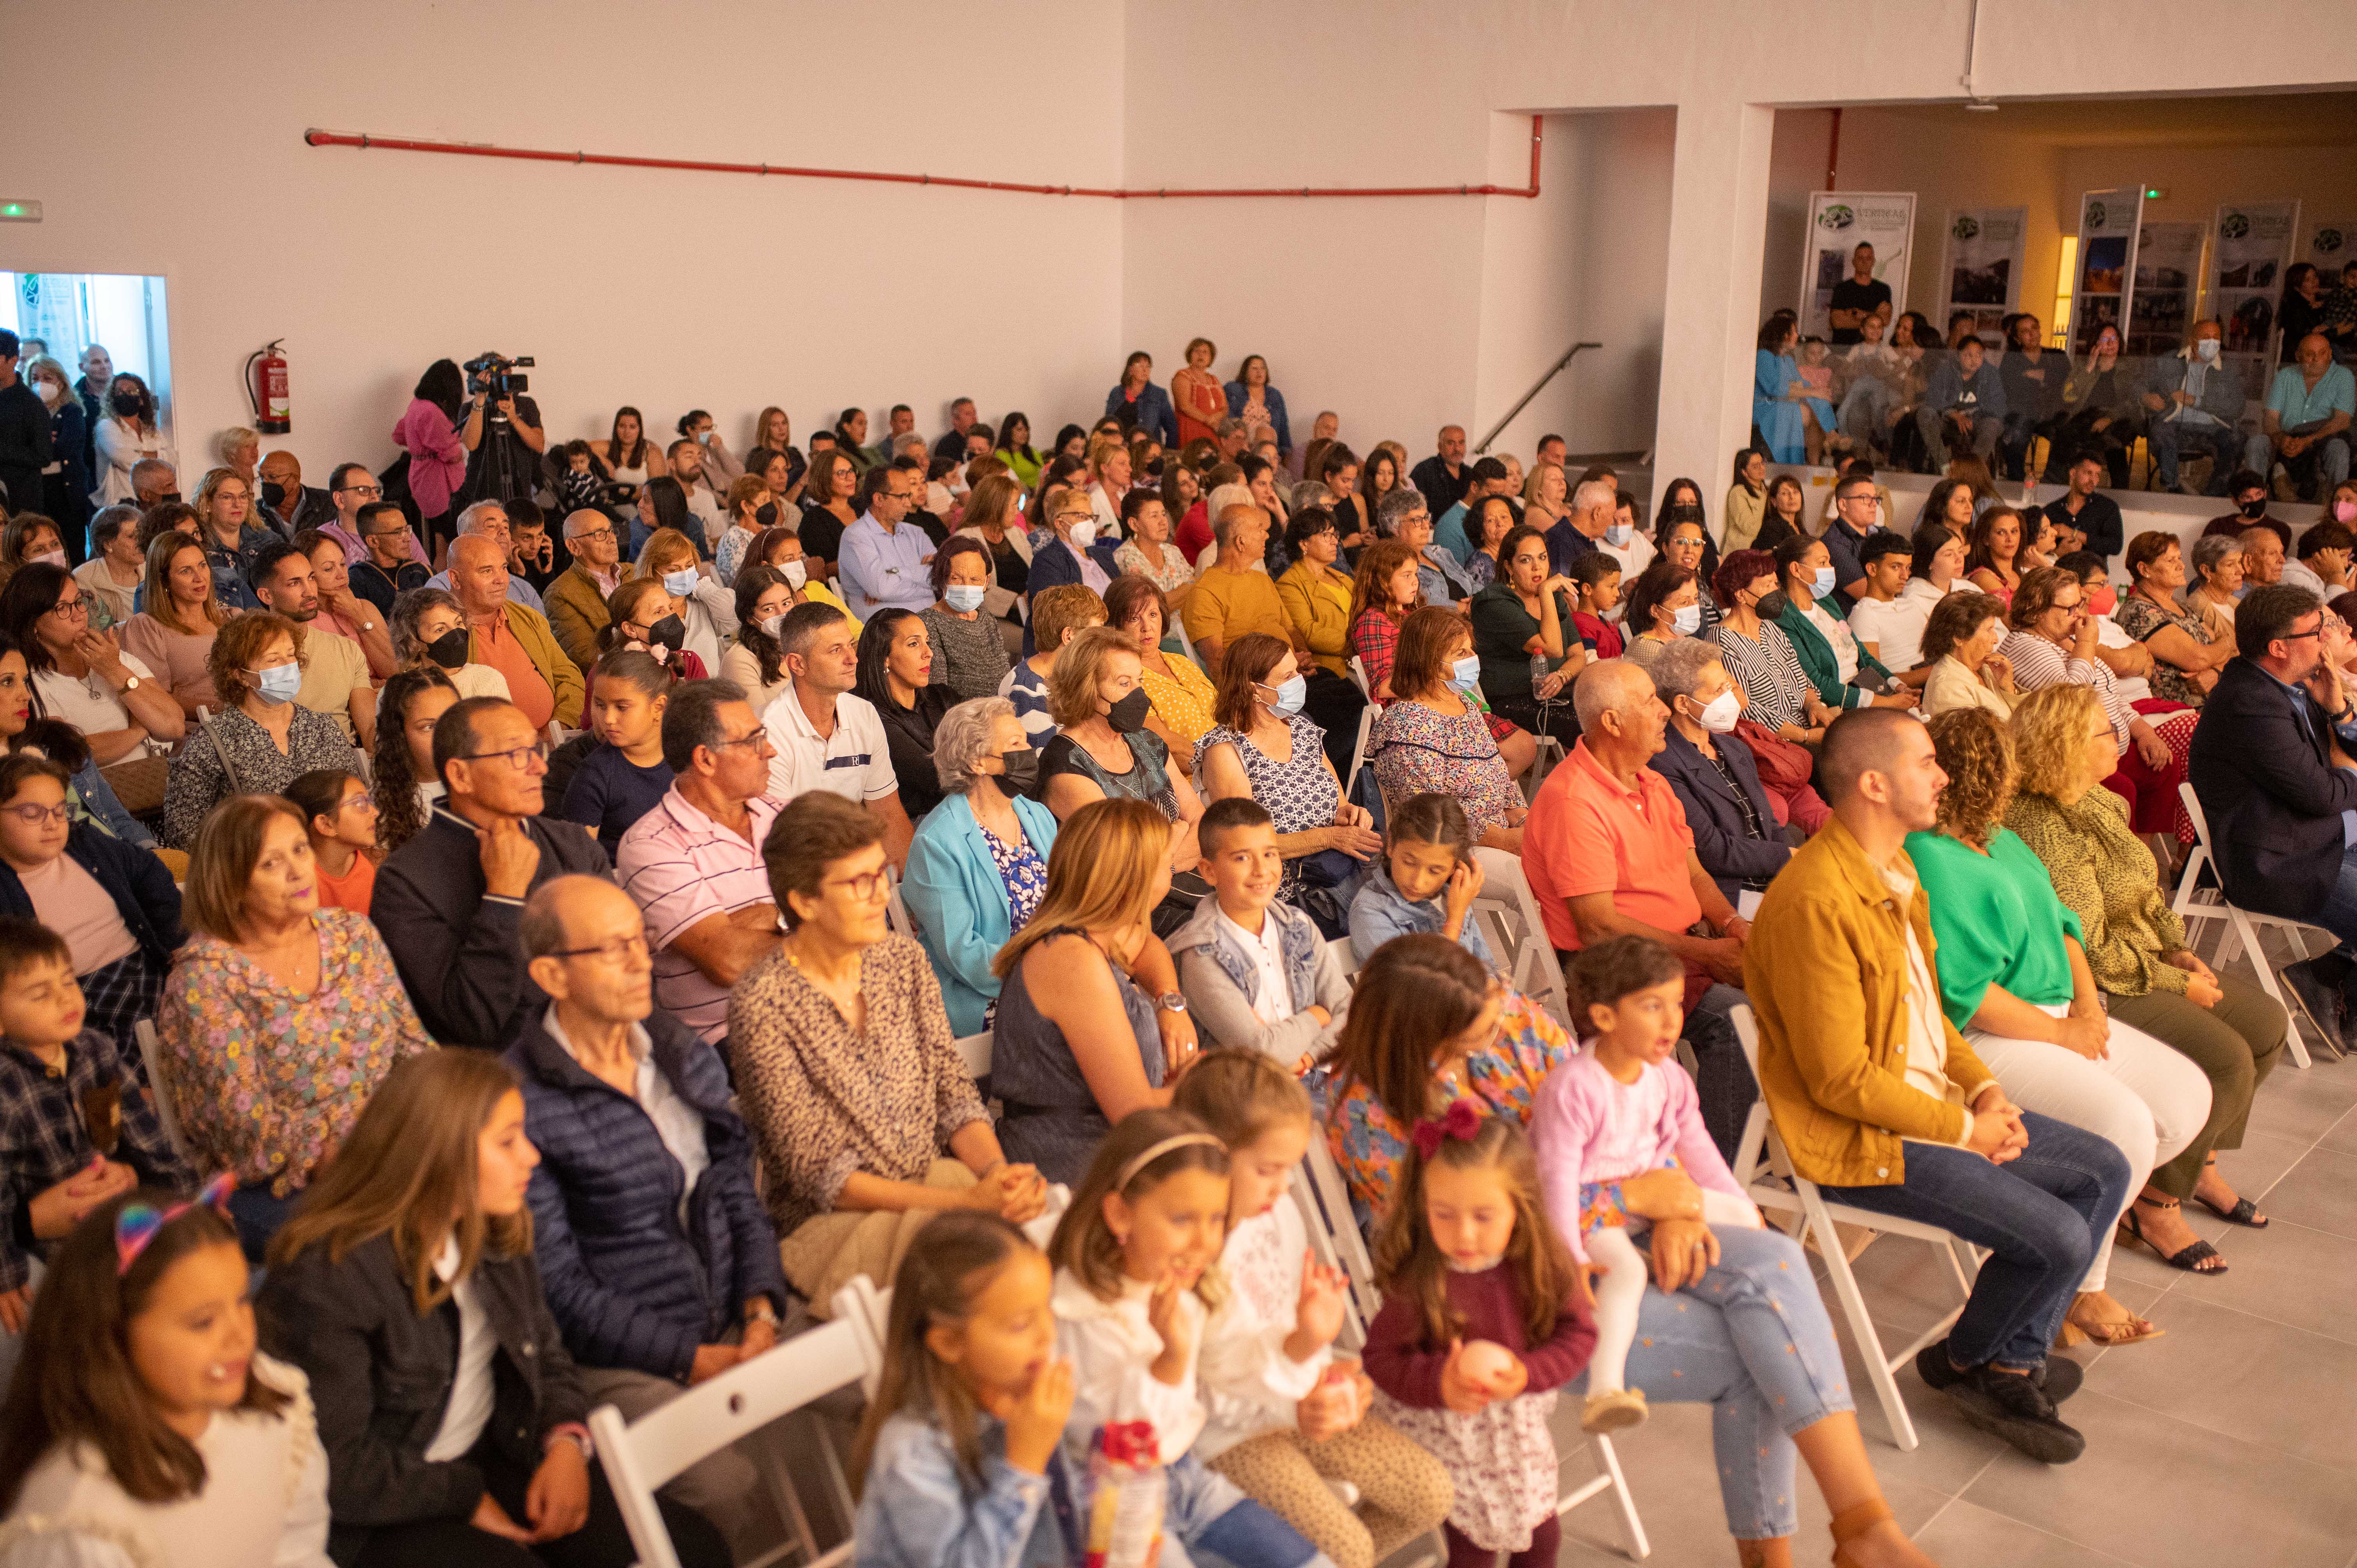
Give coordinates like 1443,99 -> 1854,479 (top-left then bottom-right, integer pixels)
2070,187 -> 2146,359
1796,192 -> 1916,342
2126,221 -> 2203,359
2307,216 -> 2354,281
1939,207 -> 2028,347
2213,200 -> 2300,359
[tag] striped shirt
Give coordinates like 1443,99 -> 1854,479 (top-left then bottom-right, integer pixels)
1708,618 -> 1813,733
616,788 -> 781,1045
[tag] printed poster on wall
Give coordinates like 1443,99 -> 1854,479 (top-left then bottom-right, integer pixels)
2126,221 -> 2203,359
2305,216 -> 2353,280
2070,188 -> 2146,358
2213,200 -> 2300,357
1796,191 -> 1916,342
1938,206 -> 2028,347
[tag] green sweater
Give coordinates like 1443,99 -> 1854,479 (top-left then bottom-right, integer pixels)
1903,826 -> 2084,1029
1776,595 -> 1891,710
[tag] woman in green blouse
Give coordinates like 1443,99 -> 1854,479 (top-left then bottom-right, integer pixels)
2005,684 -> 2285,1235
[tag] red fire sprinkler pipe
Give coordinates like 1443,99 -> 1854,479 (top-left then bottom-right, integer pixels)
304,118 -> 1544,201
1825,107 -> 1842,191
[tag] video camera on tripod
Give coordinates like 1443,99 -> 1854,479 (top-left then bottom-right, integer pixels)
463,351 -> 534,401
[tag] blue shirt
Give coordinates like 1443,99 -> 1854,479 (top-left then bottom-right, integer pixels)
2265,362 -> 2357,429
839,513 -> 935,618
559,743 -> 676,859
1432,500 -> 1474,563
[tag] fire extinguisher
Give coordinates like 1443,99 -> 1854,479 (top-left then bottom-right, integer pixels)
245,340 -> 291,434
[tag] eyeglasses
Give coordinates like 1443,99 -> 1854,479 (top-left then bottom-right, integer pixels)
823,868 -> 892,903
709,731 -> 769,755
571,527 -> 616,545
547,933 -> 652,964
459,741 -> 550,772
43,596 -> 88,620
336,482 -> 384,498
2,802 -> 69,827
338,789 -> 377,812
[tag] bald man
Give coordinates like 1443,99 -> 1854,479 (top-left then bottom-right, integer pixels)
1525,658 -> 1758,1157
1411,423 -> 1470,519
425,499 -> 546,613
2247,332 -> 2355,500
451,533 -> 581,728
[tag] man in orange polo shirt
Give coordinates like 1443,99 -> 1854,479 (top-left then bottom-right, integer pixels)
1524,657 -> 1757,1155
451,534 -> 583,729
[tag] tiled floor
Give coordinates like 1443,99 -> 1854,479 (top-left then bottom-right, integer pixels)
1535,963 -> 2357,1568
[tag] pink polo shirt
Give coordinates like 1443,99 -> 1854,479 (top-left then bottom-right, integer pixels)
1523,737 -> 1699,954
615,786 -> 781,1044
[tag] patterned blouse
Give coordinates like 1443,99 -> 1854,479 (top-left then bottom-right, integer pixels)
1115,538 -> 1196,597
1368,699 -> 1521,838
162,706 -> 362,850
159,908 -> 432,1197
728,934 -> 989,1236
919,606 -> 1014,703
1138,651 -> 1219,747
1192,715 -> 1336,902
2111,592 -> 2212,708
1998,629 -> 2131,755
1707,618 -> 1813,733
1321,991 -> 1572,1221
2005,788 -> 2191,998
987,829 -> 1051,936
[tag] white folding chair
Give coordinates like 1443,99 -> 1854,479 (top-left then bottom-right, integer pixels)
1727,1007 -> 1979,1452
590,1314 -> 876,1568
1521,731 -> 1565,803
133,1019 -> 196,1167
1325,935 -> 1359,979
546,719 -> 568,748
1342,703 -> 1379,801
2172,782 -> 2322,1068
1177,614 -> 1209,675
884,867 -> 915,941
1555,1431 -> 1650,1561
832,1277 -> 891,1400
1467,848 -> 1573,1028
1348,655 -> 1373,698
953,1030 -> 993,1078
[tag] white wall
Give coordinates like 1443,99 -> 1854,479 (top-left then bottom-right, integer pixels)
1,0 -> 1127,480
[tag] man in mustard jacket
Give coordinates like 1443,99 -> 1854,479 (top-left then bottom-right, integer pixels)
1743,708 -> 2129,1467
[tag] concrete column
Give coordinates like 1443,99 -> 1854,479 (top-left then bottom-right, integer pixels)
1651,99 -> 1777,526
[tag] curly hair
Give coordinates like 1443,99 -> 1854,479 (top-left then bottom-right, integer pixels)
1713,547 -> 1777,607
2009,683 -> 2109,802
1925,706 -> 2015,846
1920,590 -> 2007,664
204,611 -> 306,708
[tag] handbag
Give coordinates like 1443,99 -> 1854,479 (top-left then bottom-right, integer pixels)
100,756 -> 168,817
1733,718 -> 1812,825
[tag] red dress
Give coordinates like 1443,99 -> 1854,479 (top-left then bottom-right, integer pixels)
1173,368 -> 1226,448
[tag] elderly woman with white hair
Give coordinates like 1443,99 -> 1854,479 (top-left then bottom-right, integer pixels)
1646,636 -> 1797,901
1378,484 -> 1475,606
215,425 -> 261,493
902,694 -> 1059,1035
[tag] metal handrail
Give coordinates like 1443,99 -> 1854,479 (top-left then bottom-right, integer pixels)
1474,339 -> 1601,455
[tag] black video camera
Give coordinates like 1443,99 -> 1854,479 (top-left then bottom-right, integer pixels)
463,351 -> 534,400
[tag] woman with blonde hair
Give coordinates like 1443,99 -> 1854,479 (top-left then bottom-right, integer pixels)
989,796 -> 1195,1183
633,526 -> 738,676
952,471 -> 1034,607
259,1050 -> 728,1567
751,405 -> 803,496
1038,626 -> 1207,862
121,531 -> 229,722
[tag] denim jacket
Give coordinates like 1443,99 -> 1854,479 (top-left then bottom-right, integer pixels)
1169,895 -> 1349,1065
854,1410 -> 1077,1568
1346,863 -> 1498,972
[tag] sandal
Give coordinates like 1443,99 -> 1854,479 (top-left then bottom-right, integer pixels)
2059,1291 -> 2164,1348
2118,1199 -> 2226,1274
2194,1158 -> 2269,1227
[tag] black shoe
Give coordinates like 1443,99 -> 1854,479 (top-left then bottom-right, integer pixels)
1914,1340 -> 1968,1392
2281,960 -> 2348,1056
1945,1365 -> 2086,1464
2034,1356 -> 2083,1404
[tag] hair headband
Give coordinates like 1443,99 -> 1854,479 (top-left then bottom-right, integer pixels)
1115,1133 -> 1224,1190
116,1173 -> 235,1275
1410,1098 -> 1485,1160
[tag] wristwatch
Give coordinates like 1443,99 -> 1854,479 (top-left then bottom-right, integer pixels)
1156,991 -> 1187,1014
745,1300 -> 779,1327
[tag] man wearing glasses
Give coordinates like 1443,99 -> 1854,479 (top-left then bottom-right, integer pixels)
837,463 -> 935,619
320,461 -> 428,571
373,695 -> 610,1049
344,499 -> 430,619
2189,584 -> 2357,1052
547,508 -> 627,670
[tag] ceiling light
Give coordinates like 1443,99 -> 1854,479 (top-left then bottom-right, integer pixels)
1965,100 -> 2000,112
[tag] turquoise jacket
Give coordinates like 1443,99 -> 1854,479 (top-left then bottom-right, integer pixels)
903,790 -> 1061,1035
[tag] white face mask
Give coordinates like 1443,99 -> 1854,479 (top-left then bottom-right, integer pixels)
2194,338 -> 2221,362
1065,517 -> 1097,549
1671,603 -> 1703,636
1605,523 -> 1633,547
780,559 -> 807,589
758,613 -> 786,640
1692,689 -> 1741,733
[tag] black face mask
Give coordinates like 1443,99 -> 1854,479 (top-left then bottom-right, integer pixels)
993,748 -> 1039,798
260,480 -> 288,511
1105,689 -> 1154,734
424,627 -> 470,670
1751,590 -> 1792,621
755,501 -> 779,528
110,393 -> 143,417
649,614 -> 686,654
2240,497 -> 2269,519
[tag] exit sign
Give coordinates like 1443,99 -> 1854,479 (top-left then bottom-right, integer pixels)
2144,187 -> 2168,200
0,201 -> 40,222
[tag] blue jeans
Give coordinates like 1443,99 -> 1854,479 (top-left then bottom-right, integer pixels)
1166,1453 -> 1329,1568
2244,428 -> 2353,498
1817,1111 -> 2129,1371
1562,1226 -> 1848,1540
2150,416 -> 2240,492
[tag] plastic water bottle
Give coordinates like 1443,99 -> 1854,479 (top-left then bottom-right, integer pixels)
1085,1423 -> 1167,1568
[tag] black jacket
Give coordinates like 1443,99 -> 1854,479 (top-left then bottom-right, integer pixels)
1650,727 -> 1790,900
1409,454 -> 1469,521
372,808 -> 609,1048
259,1231 -> 589,1547
0,823 -> 183,965
2186,657 -> 2357,922
876,683 -> 953,821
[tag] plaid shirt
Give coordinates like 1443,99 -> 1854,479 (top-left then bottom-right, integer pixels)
1348,607 -> 1401,694
0,1028 -> 193,1291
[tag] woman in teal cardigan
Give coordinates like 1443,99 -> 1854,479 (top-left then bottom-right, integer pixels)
901,696 -> 1060,1035
1770,534 -> 1908,710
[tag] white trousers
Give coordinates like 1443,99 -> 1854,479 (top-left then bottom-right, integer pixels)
1967,1005 -> 2212,1292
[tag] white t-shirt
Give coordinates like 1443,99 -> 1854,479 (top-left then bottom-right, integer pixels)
762,683 -> 898,805
1847,594 -> 1933,673
1802,599 -> 1861,683
1597,533 -> 1657,585
422,1237 -> 497,1463
1215,904 -> 1294,1024
34,656 -> 161,756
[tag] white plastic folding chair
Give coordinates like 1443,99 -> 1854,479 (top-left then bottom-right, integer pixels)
590,1313 -> 876,1568
832,1277 -> 891,1400
2171,782 -> 2322,1068
546,719 -> 568,748
1343,704 -> 1379,801
1728,1007 -> 1979,1452
1348,655 -> 1373,698
884,867 -> 915,941
1555,1431 -> 1650,1561
133,1019 -> 195,1167
1325,935 -> 1359,979
953,1030 -> 993,1078
1467,848 -> 1573,1028
1177,614 -> 1209,675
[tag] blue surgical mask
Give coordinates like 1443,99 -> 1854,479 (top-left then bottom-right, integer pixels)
944,583 -> 988,613
1447,655 -> 1482,693
249,663 -> 302,706
662,568 -> 699,597
1605,523 -> 1633,547
1811,565 -> 1836,595
1672,603 -> 1703,635
1265,674 -> 1307,717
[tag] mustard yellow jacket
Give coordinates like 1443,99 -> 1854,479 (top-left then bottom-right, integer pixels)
1740,814 -> 1996,1187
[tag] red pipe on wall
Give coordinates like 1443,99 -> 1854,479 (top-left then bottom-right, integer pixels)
303,118 -> 1544,201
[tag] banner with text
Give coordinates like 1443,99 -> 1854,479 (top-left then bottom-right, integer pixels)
1797,191 -> 1916,341
2213,200 -> 2300,358
1938,206 -> 2028,347
2071,188 -> 2147,358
